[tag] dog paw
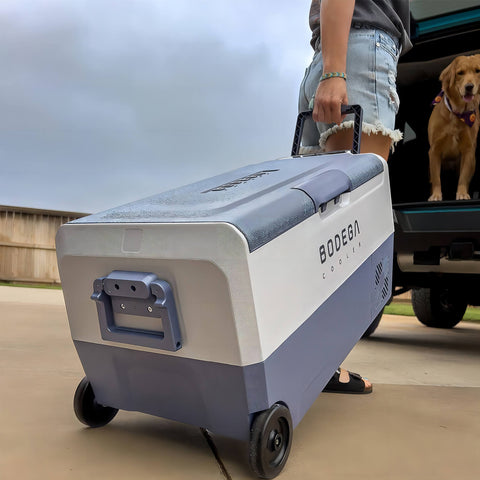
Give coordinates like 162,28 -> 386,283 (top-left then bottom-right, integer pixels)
428,193 -> 443,201
456,192 -> 471,200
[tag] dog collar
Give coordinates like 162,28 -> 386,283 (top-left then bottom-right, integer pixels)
432,90 -> 477,127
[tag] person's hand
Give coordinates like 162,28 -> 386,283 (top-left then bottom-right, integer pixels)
312,77 -> 348,125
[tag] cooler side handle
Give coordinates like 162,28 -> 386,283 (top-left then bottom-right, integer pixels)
91,271 -> 182,352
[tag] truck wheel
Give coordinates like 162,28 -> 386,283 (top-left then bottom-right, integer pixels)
362,308 -> 384,338
249,403 -> 292,479
73,377 -> 118,428
411,287 -> 467,329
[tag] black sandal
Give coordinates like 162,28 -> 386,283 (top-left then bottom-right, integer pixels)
323,369 -> 373,394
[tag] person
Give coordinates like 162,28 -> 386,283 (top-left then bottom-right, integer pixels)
298,0 -> 411,393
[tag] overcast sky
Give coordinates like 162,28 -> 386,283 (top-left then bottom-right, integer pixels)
0,0 -> 312,213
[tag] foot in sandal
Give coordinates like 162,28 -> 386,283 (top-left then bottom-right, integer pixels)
323,368 -> 373,394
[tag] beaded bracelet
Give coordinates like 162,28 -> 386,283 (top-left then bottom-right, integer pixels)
320,72 -> 347,82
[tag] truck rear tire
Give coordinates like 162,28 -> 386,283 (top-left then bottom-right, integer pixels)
411,287 -> 467,329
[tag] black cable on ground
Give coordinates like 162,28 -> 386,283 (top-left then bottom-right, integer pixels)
200,428 -> 233,480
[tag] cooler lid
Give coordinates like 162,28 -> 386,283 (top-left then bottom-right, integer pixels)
73,152 -> 383,251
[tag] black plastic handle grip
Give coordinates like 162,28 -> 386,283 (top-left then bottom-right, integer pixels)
291,104 -> 363,156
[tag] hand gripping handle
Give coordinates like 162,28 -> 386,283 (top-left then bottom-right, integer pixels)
291,104 -> 363,156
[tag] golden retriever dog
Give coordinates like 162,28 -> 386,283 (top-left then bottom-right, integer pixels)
428,54 -> 480,201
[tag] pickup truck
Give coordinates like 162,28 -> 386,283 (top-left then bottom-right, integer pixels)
367,1 -> 480,335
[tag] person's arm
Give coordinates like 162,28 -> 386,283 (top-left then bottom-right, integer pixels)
313,0 -> 355,125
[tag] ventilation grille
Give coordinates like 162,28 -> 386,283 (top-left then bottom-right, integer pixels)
374,258 -> 391,304
382,277 -> 389,300
375,262 -> 383,286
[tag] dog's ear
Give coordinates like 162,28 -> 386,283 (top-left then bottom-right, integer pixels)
439,59 -> 456,89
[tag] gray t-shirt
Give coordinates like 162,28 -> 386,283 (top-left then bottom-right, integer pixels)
309,0 -> 412,54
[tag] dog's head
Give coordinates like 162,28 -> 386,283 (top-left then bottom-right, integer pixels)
440,55 -> 480,104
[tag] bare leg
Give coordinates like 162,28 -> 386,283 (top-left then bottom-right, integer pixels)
325,129 -> 391,161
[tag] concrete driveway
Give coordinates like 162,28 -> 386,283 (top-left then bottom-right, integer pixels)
1,286 -> 479,479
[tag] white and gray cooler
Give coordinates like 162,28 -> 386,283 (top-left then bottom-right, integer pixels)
56,108 -> 394,478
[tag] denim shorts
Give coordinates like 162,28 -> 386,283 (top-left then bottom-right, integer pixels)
298,28 -> 403,150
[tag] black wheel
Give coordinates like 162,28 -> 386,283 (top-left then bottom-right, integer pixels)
411,287 -> 467,329
249,403 -> 292,479
73,377 -> 118,428
362,307 -> 384,338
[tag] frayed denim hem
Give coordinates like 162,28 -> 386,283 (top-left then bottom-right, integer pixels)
319,120 -> 403,152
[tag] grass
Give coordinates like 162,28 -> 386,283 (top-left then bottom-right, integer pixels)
0,281 -> 62,290
384,302 -> 416,317
385,302 -> 480,322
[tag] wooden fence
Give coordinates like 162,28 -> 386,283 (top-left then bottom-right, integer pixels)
0,206 -> 87,284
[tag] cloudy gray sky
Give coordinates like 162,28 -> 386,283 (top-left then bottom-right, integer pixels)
0,0 -> 312,213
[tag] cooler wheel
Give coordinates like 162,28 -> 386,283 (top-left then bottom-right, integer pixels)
249,403 -> 292,479
362,307 -> 384,338
73,377 -> 118,428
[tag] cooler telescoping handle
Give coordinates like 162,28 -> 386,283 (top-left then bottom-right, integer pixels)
291,104 -> 363,156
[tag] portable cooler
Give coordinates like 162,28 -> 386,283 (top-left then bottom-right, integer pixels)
57,107 -> 394,478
